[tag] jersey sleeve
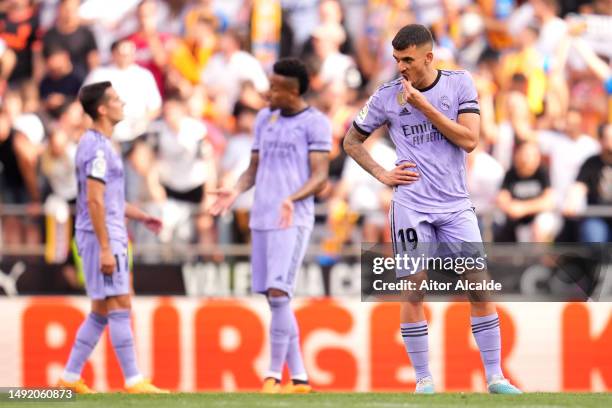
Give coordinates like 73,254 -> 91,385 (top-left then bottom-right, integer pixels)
457,72 -> 480,115
307,113 -> 332,152
82,140 -> 109,184
352,86 -> 387,136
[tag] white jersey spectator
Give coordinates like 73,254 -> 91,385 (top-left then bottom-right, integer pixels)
538,110 -> 600,210
84,38 -> 162,142
201,29 -> 269,117
467,147 -> 505,215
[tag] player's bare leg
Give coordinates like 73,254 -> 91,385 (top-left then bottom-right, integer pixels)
105,294 -> 168,394
465,270 -> 521,394
58,299 -> 108,394
399,270 -> 434,393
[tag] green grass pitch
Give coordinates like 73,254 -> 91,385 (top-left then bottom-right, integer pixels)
2,392 -> 611,408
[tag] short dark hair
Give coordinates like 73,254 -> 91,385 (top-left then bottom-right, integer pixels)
597,122 -> 611,140
110,37 -> 131,53
392,24 -> 433,50
511,73 -> 528,85
43,43 -> 69,59
273,58 -> 309,95
79,81 -> 112,120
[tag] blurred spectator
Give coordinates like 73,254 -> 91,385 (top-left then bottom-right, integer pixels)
564,123 -> 612,242
487,72 -> 534,170
310,22 -> 360,91
76,0 -> 140,64
315,80 -> 354,200
538,107 -> 600,210
169,14 -> 216,86
40,126 -> 77,204
156,0 -> 190,36
570,36 -> 612,123
39,45 -> 83,110
2,88 -> 45,151
127,0 -> 172,95
467,143 -> 505,236
184,0 -> 229,34
50,98 -> 86,142
0,0 -> 43,86
479,0 -> 516,51
0,109 -> 41,245
202,28 -> 269,120
500,24 -> 547,115
496,141 -> 556,241
507,73 -> 536,142
456,10 -> 487,72
281,0 -> 319,49
530,0 -> 567,60
218,103 -> 258,243
0,38 -> 17,94
84,37 -> 162,143
42,0 -> 99,78
150,95 -> 217,248
356,1 -> 413,88
301,0 -> 354,62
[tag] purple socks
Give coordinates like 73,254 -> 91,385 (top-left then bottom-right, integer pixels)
108,309 -> 142,385
471,313 -> 503,381
267,296 -> 307,381
401,320 -> 431,382
63,312 -> 107,381
286,309 -> 307,381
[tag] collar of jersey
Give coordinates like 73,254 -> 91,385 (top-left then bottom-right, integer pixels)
279,106 -> 311,117
415,70 -> 442,92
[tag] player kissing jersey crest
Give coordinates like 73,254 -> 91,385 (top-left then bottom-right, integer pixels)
352,70 -> 480,213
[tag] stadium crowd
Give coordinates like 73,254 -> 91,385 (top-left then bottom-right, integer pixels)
0,0 -> 611,263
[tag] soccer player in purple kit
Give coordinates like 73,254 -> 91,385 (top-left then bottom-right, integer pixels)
57,81 -> 168,394
210,58 -> 331,394
343,25 -> 521,394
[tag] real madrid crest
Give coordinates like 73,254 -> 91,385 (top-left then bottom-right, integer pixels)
269,113 -> 279,124
396,91 -> 408,106
439,95 -> 451,111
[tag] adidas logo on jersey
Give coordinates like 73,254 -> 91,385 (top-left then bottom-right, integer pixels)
399,107 -> 411,116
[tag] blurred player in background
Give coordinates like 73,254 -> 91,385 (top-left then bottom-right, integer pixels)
210,58 -> 331,394
57,81 -> 167,394
343,24 -> 521,394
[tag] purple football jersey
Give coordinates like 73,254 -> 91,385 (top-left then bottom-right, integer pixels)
75,129 -> 127,243
250,107 -> 332,230
353,70 -> 480,213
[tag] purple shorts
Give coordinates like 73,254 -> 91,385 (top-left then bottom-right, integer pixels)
389,201 -> 484,277
76,231 -> 130,299
251,227 -> 312,297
